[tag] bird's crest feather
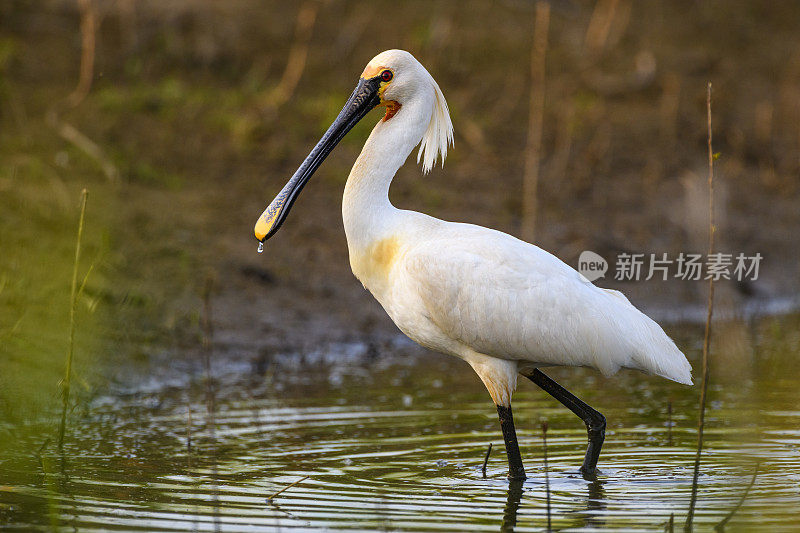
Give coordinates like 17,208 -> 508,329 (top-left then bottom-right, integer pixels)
417,76 -> 454,173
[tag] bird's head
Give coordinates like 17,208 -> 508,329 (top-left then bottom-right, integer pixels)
254,49 -> 453,244
359,49 -> 436,121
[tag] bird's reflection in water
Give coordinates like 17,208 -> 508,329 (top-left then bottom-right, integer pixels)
498,477 -> 607,532
501,479 -> 524,532
584,478 -> 607,528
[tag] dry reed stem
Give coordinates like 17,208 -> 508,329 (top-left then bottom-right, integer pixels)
264,1 -> 320,109
49,0 -> 119,183
521,1 -> 550,243
66,0 -> 97,108
542,421 -> 551,531
55,121 -> 119,183
481,442 -> 492,478
267,475 -> 310,504
58,188 -> 88,450
585,0 -> 620,57
684,82 -> 715,531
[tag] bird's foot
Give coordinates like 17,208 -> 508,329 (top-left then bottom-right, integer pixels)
579,465 -> 601,481
581,415 -> 606,480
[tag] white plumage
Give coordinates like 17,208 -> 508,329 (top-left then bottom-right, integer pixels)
340,50 -> 691,407
255,48 -> 693,477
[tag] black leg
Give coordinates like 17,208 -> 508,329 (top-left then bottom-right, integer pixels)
496,404 -> 527,480
526,369 -> 606,479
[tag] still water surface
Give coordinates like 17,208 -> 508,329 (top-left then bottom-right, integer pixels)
2,327 -> 800,531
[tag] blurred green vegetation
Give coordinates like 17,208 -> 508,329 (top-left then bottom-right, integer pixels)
0,163 -> 88,416
1,0 -> 799,447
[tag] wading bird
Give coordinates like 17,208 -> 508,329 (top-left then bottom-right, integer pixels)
254,50 -> 692,480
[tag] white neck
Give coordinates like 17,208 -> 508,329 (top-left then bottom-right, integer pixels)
342,96 -> 432,252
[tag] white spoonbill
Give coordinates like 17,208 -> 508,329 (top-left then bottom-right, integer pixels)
254,49 -> 692,480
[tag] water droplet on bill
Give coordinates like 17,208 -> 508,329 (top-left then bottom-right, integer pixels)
257,242 -> 264,254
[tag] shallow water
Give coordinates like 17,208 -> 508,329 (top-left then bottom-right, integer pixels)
2,330 -> 800,531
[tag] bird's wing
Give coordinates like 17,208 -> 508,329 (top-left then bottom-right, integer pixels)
400,222 -> 692,384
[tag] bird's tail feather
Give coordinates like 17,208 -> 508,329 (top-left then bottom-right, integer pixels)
602,290 -> 693,385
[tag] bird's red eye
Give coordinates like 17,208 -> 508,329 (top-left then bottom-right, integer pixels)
380,69 -> 393,82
